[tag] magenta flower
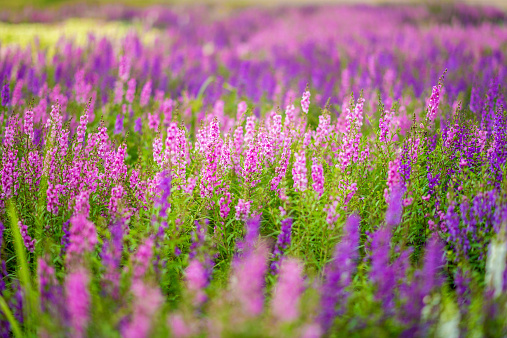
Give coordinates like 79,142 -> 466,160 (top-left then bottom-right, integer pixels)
122,281 -> 163,338
133,237 -> 154,280
65,268 -> 90,338
271,258 -> 304,322
19,221 -> 35,253
219,191 -> 232,218
66,214 -> 98,264
426,83 -> 442,123
118,55 -> 131,82
232,244 -> 268,316
301,90 -> 311,114
108,185 -> 124,216
311,157 -> 324,197
237,101 -> 247,121
235,199 -> 252,221
140,80 -> 152,107
114,80 -> 124,104
23,109 -> 34,141
126,78 -> 136,104
185,259 -> 208,306
292,151 -> 308,192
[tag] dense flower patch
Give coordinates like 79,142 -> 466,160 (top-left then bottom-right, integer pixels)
0,3 -> 506,337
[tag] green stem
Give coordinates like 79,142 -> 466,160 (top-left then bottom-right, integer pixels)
0,296 -> 22,338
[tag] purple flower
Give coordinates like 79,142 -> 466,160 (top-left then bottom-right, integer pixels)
385,184 -> 404,228
1,81 -> 10,107
319,214 -> 360,332
270,218 -> 293,275
134,117 -> 143,133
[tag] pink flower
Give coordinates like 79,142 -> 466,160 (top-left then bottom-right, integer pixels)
271,139 -> 291,192
232,244 -> 268,316
46,180 -> 60,215
235,199 -> 252,221
292,151 -> 307,192
237,101 -> 247,121
271,259 -> 304,322
183,176 -> 197,195
384,157 -> 402,202
140,80 -> 152,107
114,80 -> 124,104
324,200 -> 339,227
311,158 -> 324,197
168,314 -> 193,338
123,281 -> 163,338
185,259 -> 208,306
108,185 -> 124,215
428,220 -> 436,231
133,238 -> 154,280
19,221 -> 35,253
126,78 -> 136,104
402,197 -> 413,206
219,192 -> 232,218
337,97 -> 364,170
426,82 -> 442,123
148,113 -> 159,130
24,109 -> 34,141
379,109 -> 394,143
66,214 -> 97,264
118,55 -> 131,82
301,90 -> 311,114
153,136 -> 164,166
74,109 -> 88,152
65,268 -> 90,338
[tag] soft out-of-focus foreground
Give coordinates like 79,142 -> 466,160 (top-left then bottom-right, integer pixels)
0,2 -> 507,337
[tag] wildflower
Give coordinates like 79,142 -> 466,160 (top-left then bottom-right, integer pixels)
270,218 -> 293,274
126,78 -> 136,104
19,221 -> 35,253
311,157 -> 324,197
235,199 -> 252,221
271,259 -> 304,322
66,214 -> 97,264
114,80 -> 124,104
24,109 -> 34,141
237,101 -> 247,121
231,244 -> 268,316
185,259 -> 208,306
65,268 -> 90,338
133,238 -> 154,280
219,192 -> 232,218
118,55 -> 131,82
140,80 -> 152,107
301,89 -> 311,114
292,151 -> 307,192
122,281 -> 163,338
319,214 -> 360,332
426,83 -> 442,123
1,81 -> 10,106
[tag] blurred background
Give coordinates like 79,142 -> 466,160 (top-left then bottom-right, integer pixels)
1,0 -> 506,10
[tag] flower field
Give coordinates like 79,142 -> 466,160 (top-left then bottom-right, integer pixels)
0,3 -> 507,337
